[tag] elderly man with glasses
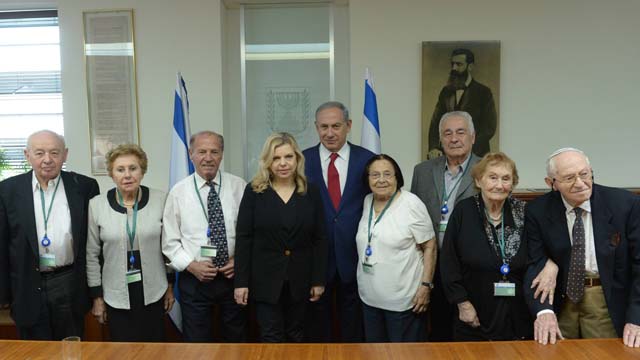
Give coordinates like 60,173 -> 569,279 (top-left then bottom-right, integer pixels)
524,147 -> 640,347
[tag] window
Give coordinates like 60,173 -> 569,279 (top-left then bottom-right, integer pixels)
0,10 -> 62,179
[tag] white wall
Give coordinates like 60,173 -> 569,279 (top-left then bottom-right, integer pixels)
349,0 -> 640,188
3,0 -> 639,189
56,0 -> 225,191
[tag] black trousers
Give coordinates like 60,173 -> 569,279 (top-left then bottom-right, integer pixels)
179,271 -> 247,343
305,272 -> 363,342
428,259 -> 454,342
255,282 -> 306,343
105,279 -> 165,342
18,268 -> 84,340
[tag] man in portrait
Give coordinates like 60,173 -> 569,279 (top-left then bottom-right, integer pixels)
427,48 -> 497,159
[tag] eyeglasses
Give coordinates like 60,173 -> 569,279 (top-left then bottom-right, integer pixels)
369,172 -> 395,181
553,170 -> 593,185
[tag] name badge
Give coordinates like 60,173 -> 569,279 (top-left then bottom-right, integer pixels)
39,253 -> 56,267
126,269 -> 142,284
200,245 -> 217,258
494,282 -> 516,297
362,262 -> 375,275
438,220 -> 448,233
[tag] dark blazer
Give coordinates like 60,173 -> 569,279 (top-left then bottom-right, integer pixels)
234,183 -> 327,304
428,79 -> 497,157
302,143 -> 374,284
440,196 -> 532,340
411,154 -> 480,238
523,184 -> 640,336
0,170 -> 99,327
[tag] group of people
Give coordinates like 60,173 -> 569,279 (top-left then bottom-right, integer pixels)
0,102 -> 639,348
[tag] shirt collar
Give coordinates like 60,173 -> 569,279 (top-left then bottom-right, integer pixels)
319,142 -> 351,161
194,171 -> 221,189
561,196 -> 591,215
444,153 -> 472,176
32,172 -> 62,193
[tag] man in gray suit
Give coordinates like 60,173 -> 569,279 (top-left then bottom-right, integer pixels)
411,111 -> 479,341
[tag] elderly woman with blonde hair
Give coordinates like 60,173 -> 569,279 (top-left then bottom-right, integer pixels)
86,144 -> 174,342
234,132 -> 327,342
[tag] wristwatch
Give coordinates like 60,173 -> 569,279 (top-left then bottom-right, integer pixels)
421,281 -> 434,289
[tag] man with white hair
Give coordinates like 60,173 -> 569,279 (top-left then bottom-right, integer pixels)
0,130 -> 99,340
524,147 -> 640,347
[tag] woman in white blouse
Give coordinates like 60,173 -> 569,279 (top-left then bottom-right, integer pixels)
86,144 -> 174,342
355,154 -> 436,342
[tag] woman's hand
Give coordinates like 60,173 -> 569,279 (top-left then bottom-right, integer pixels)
457,301 -> 480,328
411,285 -> 430,313
531,259 -> 559,305
234,287 -> 249,306
163,286 -> 175,313
91,297 -> 108,325
309,286 -> 325,302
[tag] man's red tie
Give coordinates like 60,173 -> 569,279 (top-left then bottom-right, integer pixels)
328,152 -> 341,210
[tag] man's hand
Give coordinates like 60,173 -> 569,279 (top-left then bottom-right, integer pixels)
91,297 -> 107,325
234,288 -> 249,306
534,312 -> 564,345
531,259 -> 559,305
457,301 -> 480,328
309,286 -> 324,302
219,258 -> 235,279
623,323 -> 640,347
187,260 -> 218,282
0,303 -> 9,310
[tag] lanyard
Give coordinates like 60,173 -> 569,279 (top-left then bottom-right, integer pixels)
440,161 -> 469,214
366,190 -> 399,254
193,172 -> 222,238
39,177 -> 62,247
486,205 -> 510,277
117,188 -> 139,269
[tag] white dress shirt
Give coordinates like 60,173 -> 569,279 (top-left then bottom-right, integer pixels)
319,142 -> 350,194
162,171 -> 247,272
32,173 -> 73,268
562,197 -> 598,274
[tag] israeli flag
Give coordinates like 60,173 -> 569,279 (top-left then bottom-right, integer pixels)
168,72 -> 194,332
361,68 -> 381,154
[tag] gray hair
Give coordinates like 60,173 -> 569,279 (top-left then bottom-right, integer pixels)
438,111 -> 475,136
314,101 -> 350,123
189,130 -> 224,151
546,147 -> 591,177
26,130 -> 66,150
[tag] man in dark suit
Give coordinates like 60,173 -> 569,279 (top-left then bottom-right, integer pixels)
303,101 -> 374,342
0,130 -> 99,340
427,48 -> 497,159
411,111 -> 479,341
524,148 -> 640,347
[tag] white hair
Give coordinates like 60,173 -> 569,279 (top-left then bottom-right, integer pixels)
546,147 -> 591,177
438,111 -> 475,137
26,130 -> 66,150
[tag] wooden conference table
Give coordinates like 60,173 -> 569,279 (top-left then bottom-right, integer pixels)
0,338 -> 638,360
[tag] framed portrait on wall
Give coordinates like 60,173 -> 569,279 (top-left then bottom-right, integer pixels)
421,41 -> 500,160
83,9 -> 139,175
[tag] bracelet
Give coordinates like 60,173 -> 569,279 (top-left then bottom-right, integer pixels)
421,281 -> 434,289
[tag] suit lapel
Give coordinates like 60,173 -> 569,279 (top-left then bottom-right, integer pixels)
431,157 -> 445,205
454,154 -> 476,203
61,171 -> 82,257
590,186 -> 614,282
20,171 -> 39,257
